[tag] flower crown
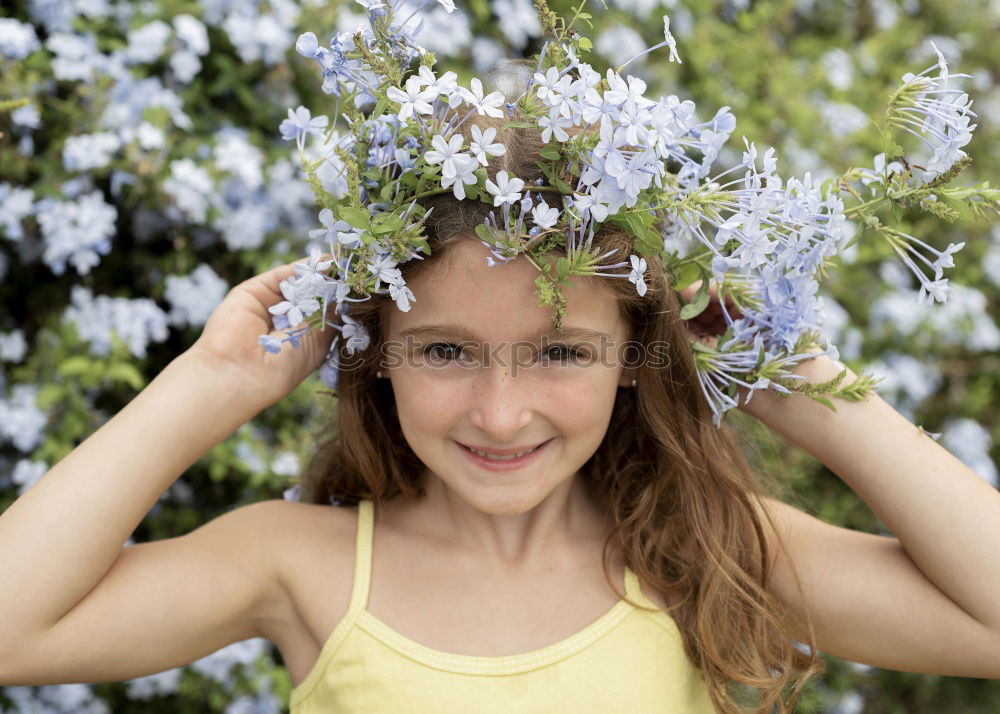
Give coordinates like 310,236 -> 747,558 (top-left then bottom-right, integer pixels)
259,0 -> 991,426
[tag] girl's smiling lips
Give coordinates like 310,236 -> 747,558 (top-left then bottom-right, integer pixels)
454,439 -> 552,456
453,438 -> 555,471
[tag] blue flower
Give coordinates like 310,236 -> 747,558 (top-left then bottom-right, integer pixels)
295,32 -> 321,59
259,335 -> 283,354
268,277 -> 320,326
294,247 -> 335,295
389,280 -> 416,311
339,314 -> 371,354
531,200 -> 560,229
319,341 -> 341,389
279,106 -> 329,148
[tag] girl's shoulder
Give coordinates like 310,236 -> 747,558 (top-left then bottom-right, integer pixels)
249,499 -> 362,686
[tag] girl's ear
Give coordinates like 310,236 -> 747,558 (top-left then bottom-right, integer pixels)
618,367 -> 638,388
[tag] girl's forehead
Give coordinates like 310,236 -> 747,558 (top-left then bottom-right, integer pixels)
391,245 -> 627,339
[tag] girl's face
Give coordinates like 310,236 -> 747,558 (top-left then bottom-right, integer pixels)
382,240 -> 635,516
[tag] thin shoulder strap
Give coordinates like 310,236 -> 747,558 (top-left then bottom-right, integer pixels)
623,565 -> 666,612
623,565 -> 642,600
346,499 -> 374,616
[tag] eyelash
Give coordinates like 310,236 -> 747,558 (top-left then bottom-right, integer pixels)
422,342 -> 588,365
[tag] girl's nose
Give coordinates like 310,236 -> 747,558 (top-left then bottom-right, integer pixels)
468,363 -> 534,442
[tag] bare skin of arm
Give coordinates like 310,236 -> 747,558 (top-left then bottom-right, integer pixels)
0,260 -> 335,684
679,280 -> 1000,676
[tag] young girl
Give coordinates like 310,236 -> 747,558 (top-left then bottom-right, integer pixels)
1,114 -> 999,714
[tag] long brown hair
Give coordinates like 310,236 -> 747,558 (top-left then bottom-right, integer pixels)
300,67 -> 824,713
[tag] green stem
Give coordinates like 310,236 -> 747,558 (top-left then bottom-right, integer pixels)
559,0 -> 590,41
845,182 -> 928,219
409,184 -> 566,203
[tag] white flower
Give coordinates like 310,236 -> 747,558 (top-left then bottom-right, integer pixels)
663,15 -> 681,64
386,76 -> 437,121
918,278 -> 951,305
485,170 -> 525,207
533,67 -> 563,102
440,155 -> 479,199
458,77 -> 505,118
413,65 -> 458,98
531,200 -> 560,228
628,254 -> 648,296
436,0 -> 456,12
469,125 -> 506,166
538,112 -> 571,143
424,133 -> 472,179
573,192 -> 609,222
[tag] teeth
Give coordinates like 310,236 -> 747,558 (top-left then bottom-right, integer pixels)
470,445 -> 538,460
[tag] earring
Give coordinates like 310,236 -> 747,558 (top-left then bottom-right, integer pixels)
631,378 -> 637,387
376,370 -> 383,378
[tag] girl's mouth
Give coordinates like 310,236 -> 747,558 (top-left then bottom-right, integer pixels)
454,438 -> 554,471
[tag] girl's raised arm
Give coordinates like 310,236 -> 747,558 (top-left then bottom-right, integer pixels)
741,353 -> 1000,677
0,260 -> 335,684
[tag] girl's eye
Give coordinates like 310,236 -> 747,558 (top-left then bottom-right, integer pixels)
538,344 -> 588,366
421,342 -> 589,366
424,342 -> 467,362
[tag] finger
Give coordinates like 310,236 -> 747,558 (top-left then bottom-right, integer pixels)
679,279 -> 703,301
242,254 -> 328,305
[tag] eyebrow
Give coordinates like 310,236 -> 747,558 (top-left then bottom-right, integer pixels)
398,323 -> 612,343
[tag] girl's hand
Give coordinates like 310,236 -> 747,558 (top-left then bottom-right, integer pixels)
187,259 -> 338,410
677,279 -> 742,349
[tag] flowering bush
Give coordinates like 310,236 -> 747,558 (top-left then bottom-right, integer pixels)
1,0 -> 998,711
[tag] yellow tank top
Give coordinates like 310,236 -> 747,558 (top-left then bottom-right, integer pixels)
289,499 -> 717,713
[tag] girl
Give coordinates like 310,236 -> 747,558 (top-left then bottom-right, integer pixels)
1,114 -> 999,714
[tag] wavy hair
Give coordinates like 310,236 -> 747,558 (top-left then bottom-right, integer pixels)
300,62 -> 824,713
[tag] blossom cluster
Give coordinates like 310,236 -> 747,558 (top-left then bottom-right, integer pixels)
264,0 -> 993,425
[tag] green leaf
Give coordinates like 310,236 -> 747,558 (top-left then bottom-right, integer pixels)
636,233 -> 662,257
371,213 -> 404,234
538,145 -> 562,161
379,180 -> 399,202
679,278 -> 710,320
551,175 -> 572,193
841,227 -> 863,251
475,223 -> 494,242
672,261 -> 701,291
809,395 -> 838,412
502,121 -> 536,130
889,200 -> 904,224
339,206 -> 371,228
58,355 -> 93,378
36,383 -> 64,410
619,212 -> 645,240
939,193 -> 972,221
106,362 -> 146,391
556,257 -> 570,279
578,37 -> 592,51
